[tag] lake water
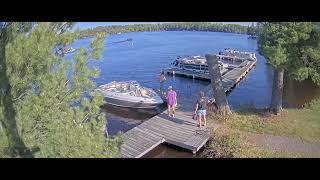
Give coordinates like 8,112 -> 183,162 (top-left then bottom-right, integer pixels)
68,31 -> 320,157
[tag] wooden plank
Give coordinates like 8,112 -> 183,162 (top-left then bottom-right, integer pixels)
125,130 -> 161,148
121,144 -> 141,157
141,123 -> 190,141
145,119 -> 195,138
124,137 -> 153,152
136,139 -> 163,158
185,133 -> 210,147
155,113 -> 198,128
127,128 -> 162,143
122,140 -> 153,157
140,125 -> 190,142
120,148 -> 135,158
126,133 -> 160,148
122,140 -> 145,154
135,127 -> 164,141
150,117 -> 198,133
123,136 -> 163,158
120,129 -> 164,158
165,139 -> 197,152
138,122 -> 188,140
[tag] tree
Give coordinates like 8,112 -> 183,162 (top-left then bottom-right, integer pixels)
0,22 -> 122,157
0,22 -> 35,157
206,54 -> 231,115
79,22 -> 250,39
258,22 -> 320,114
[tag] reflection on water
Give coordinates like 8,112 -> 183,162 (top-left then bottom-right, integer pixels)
283,76 -> 320,108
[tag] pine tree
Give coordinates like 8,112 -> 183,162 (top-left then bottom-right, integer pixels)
0,22 -> 122,157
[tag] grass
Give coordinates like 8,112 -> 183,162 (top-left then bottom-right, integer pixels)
201,124 -> 295,158
228,104 -> 320,144
201,99 -> 320,158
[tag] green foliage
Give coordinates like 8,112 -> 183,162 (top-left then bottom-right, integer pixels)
247,22 -> 258,36
258,22 -> 320,85
0,22 -> 121,157
80,22 -> 252,38
90,32 -> 107,59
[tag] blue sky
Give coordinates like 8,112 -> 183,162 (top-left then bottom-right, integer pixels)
74,22 -> 254,30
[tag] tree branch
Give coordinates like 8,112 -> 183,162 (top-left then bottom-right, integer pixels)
13,91 -> 28,102
81,113 -> 89,124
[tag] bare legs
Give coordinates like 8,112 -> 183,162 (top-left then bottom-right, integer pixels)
167,104 -> 176,117
197,114 -> 207,127
172,104 -> 176,117
167,104 -> 171,116
197,114 -> 202,127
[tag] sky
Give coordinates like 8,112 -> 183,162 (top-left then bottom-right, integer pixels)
74,22 -> 254,30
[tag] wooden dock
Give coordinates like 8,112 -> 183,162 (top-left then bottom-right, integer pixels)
164,60 -> 256,94
119,111 -> 214,158
163,67 -> 228,81
218,59 -> 256,93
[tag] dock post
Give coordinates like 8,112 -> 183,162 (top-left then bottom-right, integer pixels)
193,74 -> 195,79
173,71 -> 175,75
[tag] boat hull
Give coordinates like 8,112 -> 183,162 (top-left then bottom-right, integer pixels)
104,97 -> 162,109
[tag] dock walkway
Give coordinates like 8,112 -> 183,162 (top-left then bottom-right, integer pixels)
119,111 -> 215,158
218,60 -> 256,93
164,60 -> 256,94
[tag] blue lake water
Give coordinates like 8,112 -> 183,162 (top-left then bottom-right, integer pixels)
70,31 -> 274,113
66,30 -> 320,157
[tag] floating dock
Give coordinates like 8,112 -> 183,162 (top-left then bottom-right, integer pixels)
217,59 -> 256,93
119,111 -> 218,158
164,60 -> 256,94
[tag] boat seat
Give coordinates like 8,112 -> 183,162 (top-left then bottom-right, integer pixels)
122,90 -> 134,95
140,89 -> 151,98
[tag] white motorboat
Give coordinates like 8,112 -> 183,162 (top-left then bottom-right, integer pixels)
218,48 -> 257,61
170,55 -> 229,74
63,47 -> 76,54
95,81 -> 164,109
56,47 -> 76,55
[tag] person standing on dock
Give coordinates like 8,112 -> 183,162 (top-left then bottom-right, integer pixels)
194,91 -> 209,128
166,86 -> 177,117
159,71 -> 166,96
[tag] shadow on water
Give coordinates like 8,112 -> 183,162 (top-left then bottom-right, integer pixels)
101,103 -> 168,136
142,143 -> 196,158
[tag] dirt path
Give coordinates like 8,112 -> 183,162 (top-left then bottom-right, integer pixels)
245,133 -> 320,157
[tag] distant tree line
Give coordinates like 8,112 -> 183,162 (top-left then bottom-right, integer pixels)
80,22 -> 255,38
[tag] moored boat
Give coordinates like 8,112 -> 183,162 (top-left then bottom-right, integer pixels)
218,48 -> 257,61
57,47 -> 76,55
170,55 -> 229,74
95,81 -> 164,109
